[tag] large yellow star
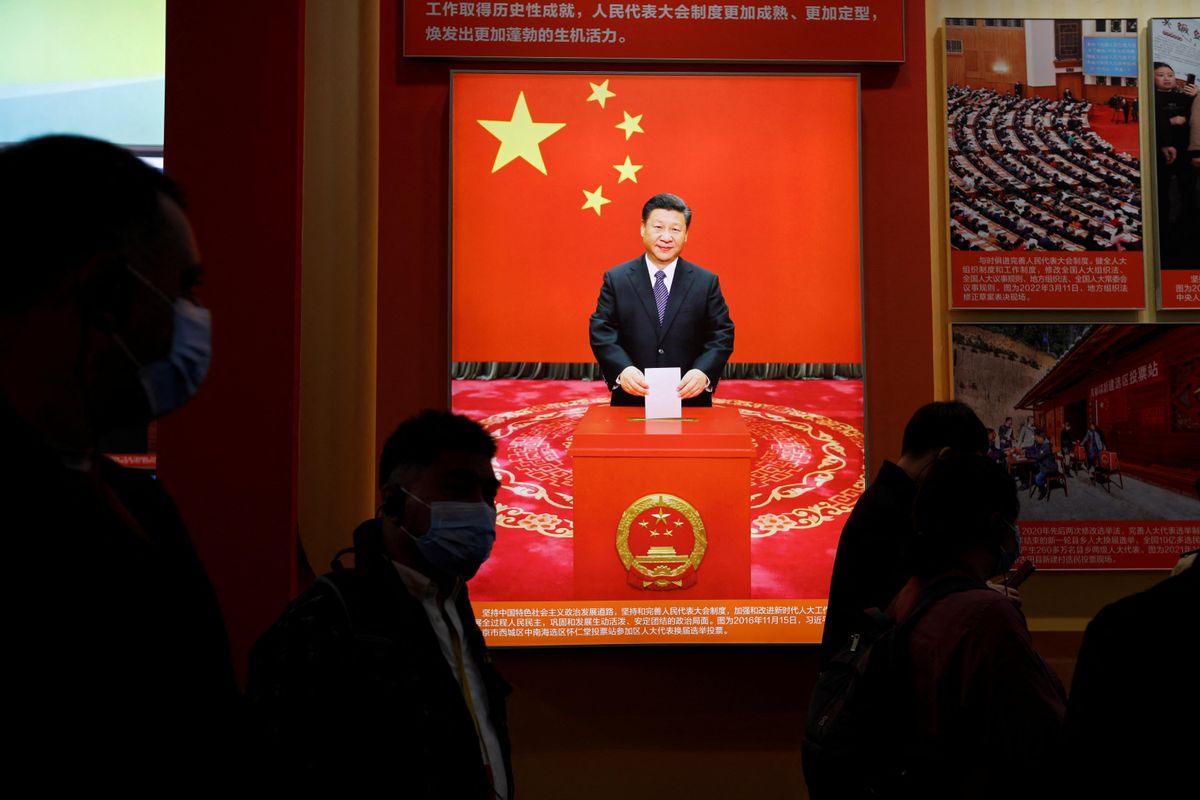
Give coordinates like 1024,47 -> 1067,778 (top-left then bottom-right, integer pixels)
587,79 -> 616,109
581,185 -> 611,216
613,156 -> 643,184
477,91 -> 565,175
615,110 -> 644,140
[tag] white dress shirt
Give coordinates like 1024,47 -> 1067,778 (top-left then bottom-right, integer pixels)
644,255 -> 678,292
392,560 -> 508,799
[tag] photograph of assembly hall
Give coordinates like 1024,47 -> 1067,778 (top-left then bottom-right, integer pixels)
953,324 -> 1200,522
946,18 -> 1144,254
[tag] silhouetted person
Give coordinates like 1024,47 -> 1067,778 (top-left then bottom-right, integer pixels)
1062,554 -> 1198,799
247,410 -> 513,797
892,454 -> 1065,798
0,136 -> 236,785
820,401 -> 988,667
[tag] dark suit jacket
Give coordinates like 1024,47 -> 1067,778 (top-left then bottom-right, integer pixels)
588,255 -> 734,407
246,519 -> 513,796
2,398 -> 241,787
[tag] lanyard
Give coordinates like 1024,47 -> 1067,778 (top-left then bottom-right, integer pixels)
438,600 -> 498,796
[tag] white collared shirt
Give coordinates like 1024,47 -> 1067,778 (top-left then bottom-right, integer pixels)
644,255 -> 678,292
392,560 -> 508,799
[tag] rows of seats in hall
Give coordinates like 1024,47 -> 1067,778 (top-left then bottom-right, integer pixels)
947,85 -> 1142,253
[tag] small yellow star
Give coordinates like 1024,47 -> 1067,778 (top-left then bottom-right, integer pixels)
581,185 -> 611,216
586,79 -> 616,109
615,110 -> 644,140
612,156 -> 643,184
477,91 -> 566,175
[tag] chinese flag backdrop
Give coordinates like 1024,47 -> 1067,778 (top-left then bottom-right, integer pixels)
451,73 -> 862,364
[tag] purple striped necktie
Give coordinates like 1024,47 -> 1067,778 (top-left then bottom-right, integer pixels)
653,269 -> 668,324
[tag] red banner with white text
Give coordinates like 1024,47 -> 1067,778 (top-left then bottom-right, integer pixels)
952,250 -> 1144,309
1161,269 -> 1200,309
1020,521 -> 1200,570
405,0 -> 905,62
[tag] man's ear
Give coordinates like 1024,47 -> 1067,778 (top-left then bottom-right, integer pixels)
77,255 -> 129,333
379,485 -> 405,523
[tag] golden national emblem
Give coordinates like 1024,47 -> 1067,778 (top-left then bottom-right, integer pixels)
616,493 -> 707,590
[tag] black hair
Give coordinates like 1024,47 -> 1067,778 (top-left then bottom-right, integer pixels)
900,401 -> 988,458
641,193 -> 692,227
378,409 -> 497,488
1153,62 -> 1173,72
0,135 -> 184,313
910,453 -> 1019,579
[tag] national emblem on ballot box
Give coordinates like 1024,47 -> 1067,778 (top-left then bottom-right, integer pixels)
616,493 -> 707,590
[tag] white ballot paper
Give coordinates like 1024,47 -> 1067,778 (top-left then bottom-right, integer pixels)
644,367 -> 682,419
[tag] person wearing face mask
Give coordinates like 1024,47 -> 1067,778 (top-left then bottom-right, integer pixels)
247,410 -> 512,797
0,136 -> 236,785
820,401 -> 991,669
887,454 -> 1065,799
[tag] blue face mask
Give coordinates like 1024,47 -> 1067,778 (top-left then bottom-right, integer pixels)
996,518 -> 1022,576
112,266 -> 212,419
403,489 -> 496,580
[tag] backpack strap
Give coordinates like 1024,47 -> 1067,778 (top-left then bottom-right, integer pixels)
315,573 -> 356,630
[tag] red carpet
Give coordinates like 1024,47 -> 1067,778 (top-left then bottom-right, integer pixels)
454,379 -> 865,601
1088,105 -> 1140,156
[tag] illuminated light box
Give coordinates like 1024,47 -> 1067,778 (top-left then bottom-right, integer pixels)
943,18 -> 1145,309
1149,17 -> 1200,310
952,323 -> 1200,570
448,72 -> 864,646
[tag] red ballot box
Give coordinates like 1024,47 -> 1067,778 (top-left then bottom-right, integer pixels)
570,406 -> 754,599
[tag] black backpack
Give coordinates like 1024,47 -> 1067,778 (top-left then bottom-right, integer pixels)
802,577 -> 984,799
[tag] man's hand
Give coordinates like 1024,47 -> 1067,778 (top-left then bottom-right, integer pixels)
676,369 -> 709,399
1169,115 -> 1187,126
986,580 -> 1022,609
1161,146 -> 1177,165
618,366 -> 649,396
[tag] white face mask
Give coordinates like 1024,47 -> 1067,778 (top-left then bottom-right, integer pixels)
112,266 -> 212,418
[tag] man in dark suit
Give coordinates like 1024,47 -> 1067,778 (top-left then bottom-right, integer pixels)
247,410 -> 513,796
588,193 -> 735,407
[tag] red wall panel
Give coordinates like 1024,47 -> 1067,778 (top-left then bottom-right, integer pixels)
161,0 -> 305,681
